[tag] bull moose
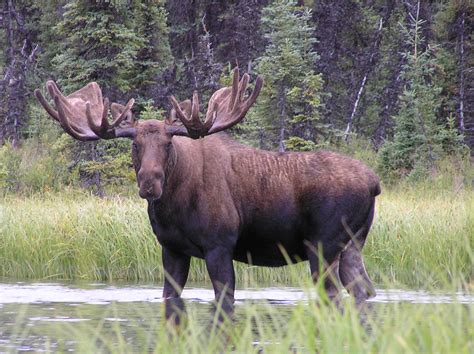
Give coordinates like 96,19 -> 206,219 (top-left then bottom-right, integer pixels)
35,69 -> 380,321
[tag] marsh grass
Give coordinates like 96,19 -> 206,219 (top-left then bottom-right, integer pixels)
0,186 -> 473,288
365,186 -> 474,289
97,301 -> 473,353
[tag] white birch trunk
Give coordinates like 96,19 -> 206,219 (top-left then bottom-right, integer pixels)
344,18 -> 384,142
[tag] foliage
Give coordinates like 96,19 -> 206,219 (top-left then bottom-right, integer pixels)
138,99 -> 166,121
129,0 -> 173,93
51,1 -> 170,95
251,0 -> 324,151
0,139 -> 70,195
377,8 -> 467,180
283,136 -> 317,152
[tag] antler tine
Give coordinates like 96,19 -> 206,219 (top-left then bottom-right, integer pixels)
191,91 -> 200,122
203,102 -> 218,131
47,81 -> 98,140
234,73 -> 249,111
34,89 -> 60,121
244,75 -> 263,110
102,97 -> 110,126
110,98 -> 135,128
166,110 -> 175,125
169,92 -> 206,138
87,97 -> 136,138
228,68 -> 240,110
169,95 -> 189,123
86,100 -> 107,137
47,81 -> 68,107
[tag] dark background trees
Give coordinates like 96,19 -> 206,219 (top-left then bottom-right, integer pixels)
0,0 -> 472,193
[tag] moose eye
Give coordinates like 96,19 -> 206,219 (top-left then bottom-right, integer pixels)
132,142 -> 139,152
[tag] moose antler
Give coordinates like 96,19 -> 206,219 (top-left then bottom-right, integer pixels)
168,68 -> 263,138
34,81 -> 136,141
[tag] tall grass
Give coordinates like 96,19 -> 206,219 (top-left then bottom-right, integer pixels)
365,186 -> 474,289
1,186 -> 473,288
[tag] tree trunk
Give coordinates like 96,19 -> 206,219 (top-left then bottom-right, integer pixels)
278,85 -> 286,152
344,17 -> 383,141
0,0 -> 37,147
344,65 -> 370,141
1,0 -> 20,146
372,2 -> 414,148
458,9 -> 465,134
455,4 -> 474,157
344,1 -> 395,142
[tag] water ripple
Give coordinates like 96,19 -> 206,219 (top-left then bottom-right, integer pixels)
0,282 -> 472,305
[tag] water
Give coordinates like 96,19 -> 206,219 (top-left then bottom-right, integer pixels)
1,281 -> 473,305
0,281 -> 472,352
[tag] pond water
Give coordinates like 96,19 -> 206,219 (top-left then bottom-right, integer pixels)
0,281 -> 473,352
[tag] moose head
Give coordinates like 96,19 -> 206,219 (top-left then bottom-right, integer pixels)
35,69 -> 263,200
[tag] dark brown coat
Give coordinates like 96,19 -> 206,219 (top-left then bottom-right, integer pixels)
35,70 -> 380,323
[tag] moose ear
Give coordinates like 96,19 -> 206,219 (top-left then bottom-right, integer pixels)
111,102 -> 135,128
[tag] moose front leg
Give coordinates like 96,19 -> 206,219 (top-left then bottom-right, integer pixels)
162,247 -> 190,325
204,247 -> 235,322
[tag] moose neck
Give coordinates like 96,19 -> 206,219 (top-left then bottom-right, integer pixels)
161,139 -> 178,197
157,136 -> 198,206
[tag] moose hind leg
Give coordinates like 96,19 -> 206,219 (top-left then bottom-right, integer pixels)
339,202 -> 376,302
339,242 -> 375,302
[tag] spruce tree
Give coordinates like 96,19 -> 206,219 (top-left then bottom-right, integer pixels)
252,0 -> 323,151
130,0 -> 173,101
52,1 -> 143,96
378,3 -> 465,179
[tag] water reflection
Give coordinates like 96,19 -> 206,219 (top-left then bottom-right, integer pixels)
1,281 -> 472,305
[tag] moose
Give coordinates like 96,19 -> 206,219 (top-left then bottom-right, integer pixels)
35,69 -> 380,321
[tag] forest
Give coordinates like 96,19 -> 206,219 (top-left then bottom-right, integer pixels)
0,0 -> 473,195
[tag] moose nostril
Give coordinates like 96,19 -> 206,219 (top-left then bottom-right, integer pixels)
137,169 -> 164,200
138,169 -> 163,183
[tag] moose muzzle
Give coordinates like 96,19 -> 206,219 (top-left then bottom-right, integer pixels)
137,169 -> 164,200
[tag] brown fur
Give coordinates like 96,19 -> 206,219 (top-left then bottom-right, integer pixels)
130,120 -> 380,318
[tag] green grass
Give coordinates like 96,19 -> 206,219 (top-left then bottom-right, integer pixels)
365,186 -> 474,289
0,186 -> 473,288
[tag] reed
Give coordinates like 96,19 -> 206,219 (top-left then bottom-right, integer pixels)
1,186 -> 472,288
